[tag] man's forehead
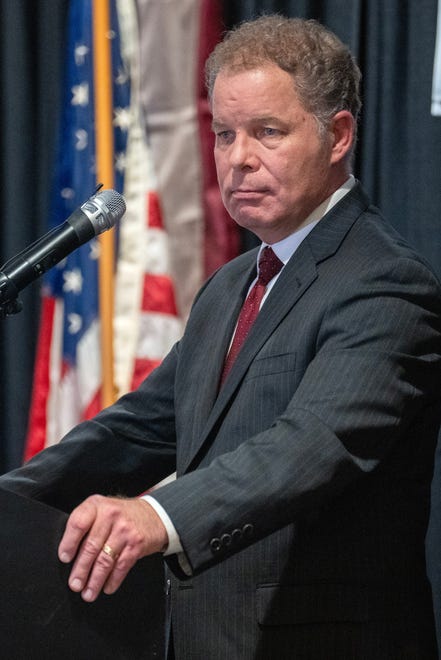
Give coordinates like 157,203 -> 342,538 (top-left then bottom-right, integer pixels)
211,64 -> 298,101
210,66 -> 302,124
214,61 -> 287,82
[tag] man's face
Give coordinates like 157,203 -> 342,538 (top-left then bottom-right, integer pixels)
211,64 -> 345,243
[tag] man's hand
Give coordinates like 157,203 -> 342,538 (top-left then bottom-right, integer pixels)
58,495 -> 168,602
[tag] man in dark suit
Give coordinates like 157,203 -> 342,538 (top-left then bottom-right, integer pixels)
1,15 -> 441,659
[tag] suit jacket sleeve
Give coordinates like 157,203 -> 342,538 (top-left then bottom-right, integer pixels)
0,343 -> 181,512
152,248 -> 441,577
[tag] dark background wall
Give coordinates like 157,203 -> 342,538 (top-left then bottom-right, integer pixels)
0,0 -> 70,469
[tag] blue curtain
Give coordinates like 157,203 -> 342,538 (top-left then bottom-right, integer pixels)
0,0 -> 69,469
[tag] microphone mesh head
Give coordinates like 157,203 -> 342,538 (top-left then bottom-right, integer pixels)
97,189 -> 126,223
81,189 -> 127,234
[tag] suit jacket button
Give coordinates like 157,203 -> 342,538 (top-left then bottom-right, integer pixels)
210,537 -> 221,553
221,533 -> 232,547
242,523 -> 254,538
231,528 -> 242,543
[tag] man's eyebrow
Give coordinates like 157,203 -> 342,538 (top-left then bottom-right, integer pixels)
212,116 -> 288,131
211,119 -> 227,131
252,116 -> 295,130
252,115 -> 282,124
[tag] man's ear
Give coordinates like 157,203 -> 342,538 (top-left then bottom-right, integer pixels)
329,110 -> 355,164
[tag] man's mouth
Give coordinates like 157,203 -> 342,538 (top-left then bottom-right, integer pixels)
231,188 -> 267,199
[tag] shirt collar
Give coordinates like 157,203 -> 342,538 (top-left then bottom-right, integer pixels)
259,175 -> 356,265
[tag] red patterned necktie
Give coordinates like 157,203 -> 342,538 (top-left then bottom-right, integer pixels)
220,246 -> 284,385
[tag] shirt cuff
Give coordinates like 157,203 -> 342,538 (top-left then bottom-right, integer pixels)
142,494 -> 183,555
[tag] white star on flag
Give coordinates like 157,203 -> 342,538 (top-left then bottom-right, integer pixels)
115,67 -> 129,86
115,151 -> 126,173
75,128 -> 88,151
72,82 -> 89,107
61,187 -> 75,200
63,268 -> 83,294
89,239 -> 101,260
67,313 -> 83,334
113,107 -> 131,131
74,44 -> 89,66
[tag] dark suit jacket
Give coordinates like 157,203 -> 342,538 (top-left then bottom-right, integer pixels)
2,183 -> 441,659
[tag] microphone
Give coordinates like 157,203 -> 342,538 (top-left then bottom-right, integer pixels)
0,189 -> 126,307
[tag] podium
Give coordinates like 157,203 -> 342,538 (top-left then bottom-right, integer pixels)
0,488 -> 165,659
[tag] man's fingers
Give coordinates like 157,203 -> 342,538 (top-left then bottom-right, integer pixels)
58,497 -> 101,564
58,494 -> 114,600
75,540 -> 126,602
57,496 -> 169,602
103,547 -> 138,595
67,529 -> 113,597
76,529 -> 143,601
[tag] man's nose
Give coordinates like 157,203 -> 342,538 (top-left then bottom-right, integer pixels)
229,134 -> 258,170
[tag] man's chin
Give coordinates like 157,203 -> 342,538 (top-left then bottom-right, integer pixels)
232,216 -> 279,243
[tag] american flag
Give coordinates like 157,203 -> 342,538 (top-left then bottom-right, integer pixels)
24,0 -> 130,458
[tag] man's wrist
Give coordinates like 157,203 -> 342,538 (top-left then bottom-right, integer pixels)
141,494 -> 184,555
139,497 -> 169,553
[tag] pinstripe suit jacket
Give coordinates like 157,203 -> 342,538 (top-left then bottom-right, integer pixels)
2,183 -> 441,658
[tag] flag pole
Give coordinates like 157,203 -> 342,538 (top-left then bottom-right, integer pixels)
92,0 -> 116,407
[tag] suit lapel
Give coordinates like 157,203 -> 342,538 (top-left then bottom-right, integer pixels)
181,182 -> 371,472
180,253 -> 258,442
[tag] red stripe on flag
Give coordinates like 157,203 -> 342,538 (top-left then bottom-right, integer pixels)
83,388 -> 103,420
24,296 -> 56,462
147,191 -> 164,229
131,358 -> 162,390
141,273 -> 178,316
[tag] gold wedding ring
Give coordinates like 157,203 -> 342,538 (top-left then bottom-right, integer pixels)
102,543 -> 119,561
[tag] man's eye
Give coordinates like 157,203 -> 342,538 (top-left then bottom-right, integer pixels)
216,130 -> 234,144
262,127 -> 280,137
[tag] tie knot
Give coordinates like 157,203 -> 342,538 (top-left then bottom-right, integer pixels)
257,246 -> 284,286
